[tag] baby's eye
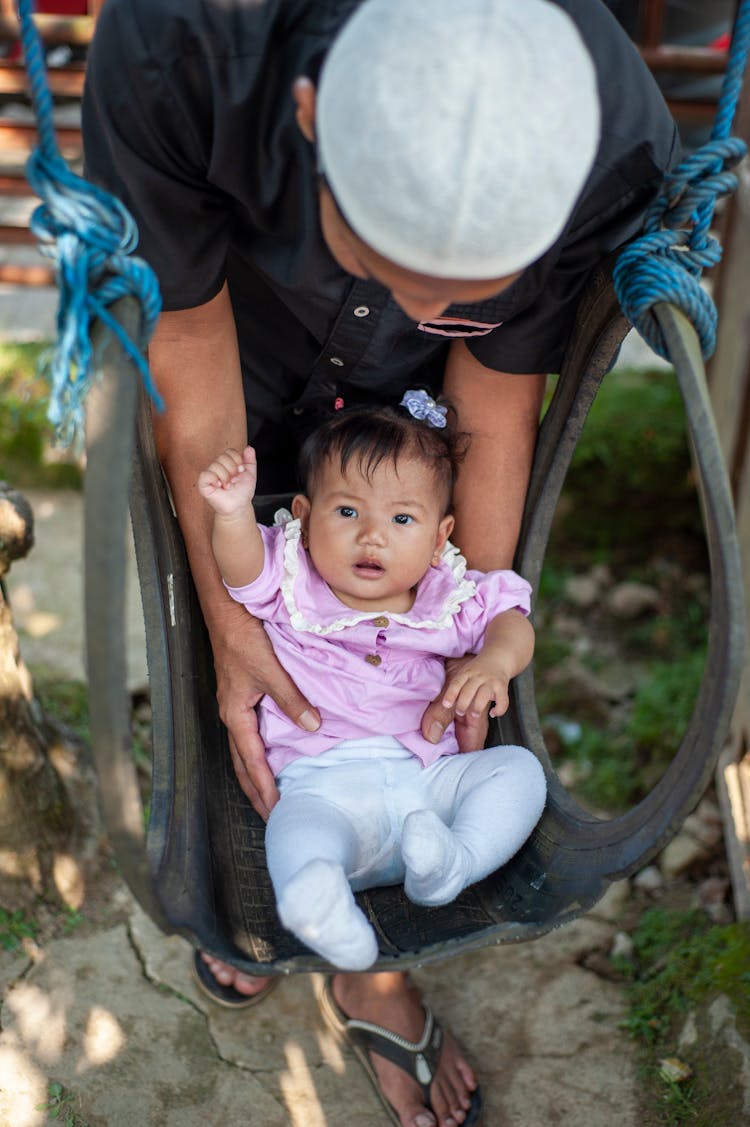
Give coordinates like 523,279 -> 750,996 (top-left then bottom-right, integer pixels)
393,513 -> 414,525
336,506 -> 357,519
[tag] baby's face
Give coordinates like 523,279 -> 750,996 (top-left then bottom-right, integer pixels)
292,455 -> 454,612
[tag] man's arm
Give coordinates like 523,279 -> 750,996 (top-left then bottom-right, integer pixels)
148,283 -> 319,818
422,340 -> 545,748
444,340 -> 546,571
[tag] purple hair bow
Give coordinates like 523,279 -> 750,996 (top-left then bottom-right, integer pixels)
399,389 -> 447,429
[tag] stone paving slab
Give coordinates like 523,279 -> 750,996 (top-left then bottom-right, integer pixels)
0,890 -> 638,1127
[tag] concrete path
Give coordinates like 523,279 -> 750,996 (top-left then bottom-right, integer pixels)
1,888 -> 636,1127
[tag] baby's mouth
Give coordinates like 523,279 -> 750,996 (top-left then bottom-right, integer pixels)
354,559 -> 384,576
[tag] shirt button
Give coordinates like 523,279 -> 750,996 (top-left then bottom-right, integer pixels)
365,654 -> 382,667
330,356 -> 345,367
353,305 -> 370,318
371,616 -> 389,628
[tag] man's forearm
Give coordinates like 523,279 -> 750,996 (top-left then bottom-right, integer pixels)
444,340 -> 546,571
148,282 -> 249,637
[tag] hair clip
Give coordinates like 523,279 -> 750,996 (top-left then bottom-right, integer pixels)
399,389 -> 447,428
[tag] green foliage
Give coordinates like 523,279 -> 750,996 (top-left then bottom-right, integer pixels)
61,907 -> 84,934
622,909 -> 750,1045
627,651 -> 706,758
35,679 -> 90,743
656,1073 -> 697,1126
543,646 -> 705,811
0,342 -> 82,489
36,1081 -> 89,1126
550,368 -> 702,552
0,906 -> 39,951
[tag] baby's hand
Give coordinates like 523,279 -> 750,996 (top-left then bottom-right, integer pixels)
441,654 -> 511,720
197,446 -> 258,516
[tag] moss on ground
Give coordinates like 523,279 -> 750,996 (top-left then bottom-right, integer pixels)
621,909 -> 750,1125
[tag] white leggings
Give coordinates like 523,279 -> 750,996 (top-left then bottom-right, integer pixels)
265,737 -> 546,970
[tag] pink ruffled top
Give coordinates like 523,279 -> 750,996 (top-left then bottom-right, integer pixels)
225,517 -> 531,775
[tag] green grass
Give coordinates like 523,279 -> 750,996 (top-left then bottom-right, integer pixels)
548,366 -> 703,553
0,341 -> 82,489
620,909 -> 750,1127
35,678 -> 90,743
35,1081 -> 90,1126
622,909 -> 750,1043
0,906 -> 39,951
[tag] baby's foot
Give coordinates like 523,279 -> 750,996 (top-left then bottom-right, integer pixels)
276,859 -> 379,970
402,810 -> 472,907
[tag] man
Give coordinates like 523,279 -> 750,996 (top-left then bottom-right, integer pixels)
83,2 -> 678,1125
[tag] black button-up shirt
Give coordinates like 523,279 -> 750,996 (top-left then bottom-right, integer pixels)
83,0 -> 679,457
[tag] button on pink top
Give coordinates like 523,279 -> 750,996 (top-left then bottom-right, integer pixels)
225,519 -> 531,776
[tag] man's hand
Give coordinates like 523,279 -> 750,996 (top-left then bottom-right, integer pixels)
421,656 -> 491,753
211,610 -> 320,819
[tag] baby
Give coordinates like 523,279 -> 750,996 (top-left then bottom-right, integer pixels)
198,391 -> 546,969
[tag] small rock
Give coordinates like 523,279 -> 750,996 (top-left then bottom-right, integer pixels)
607,581 -> 661,618
551,612 -> 587,640
579,949 -> 627,982
590,563 -> 613,588
695,796 -> 723,826
678,1013 -> 699,1049
697,876 -> 730,909
556,761 -> 580,788
660,831 -> 710,877
683,812 -> 724,850
705,901 -> 734,925
633,865 -> 664,893
610,930 -> 635,962
590,879 -> 631,922
544,656 -> 621,713
564,574 -> 600,608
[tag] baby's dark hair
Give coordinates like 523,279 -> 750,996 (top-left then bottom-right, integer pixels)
297,398 -> 468,514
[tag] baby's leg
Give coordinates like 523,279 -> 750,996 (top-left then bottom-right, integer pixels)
402,745 -> 546,906
266,793 -> 378,970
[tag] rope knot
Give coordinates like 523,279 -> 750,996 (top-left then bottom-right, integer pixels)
18,0 -> 163,445
614,0 -> 750,361
615,136 -> 747,361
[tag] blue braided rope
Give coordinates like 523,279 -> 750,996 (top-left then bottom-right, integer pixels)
16,0 -> 162,445
614,0 -> 750,360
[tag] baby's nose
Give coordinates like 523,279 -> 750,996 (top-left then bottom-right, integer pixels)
359,522 -> 387,545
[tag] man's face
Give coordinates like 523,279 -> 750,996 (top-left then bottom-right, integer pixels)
318,187 -> 521,323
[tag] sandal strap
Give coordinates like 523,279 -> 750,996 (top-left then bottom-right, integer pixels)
345,1006 -> 444,1101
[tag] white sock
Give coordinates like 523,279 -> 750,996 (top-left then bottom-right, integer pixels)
401,809 -> 472,907
276,859 -> 379,971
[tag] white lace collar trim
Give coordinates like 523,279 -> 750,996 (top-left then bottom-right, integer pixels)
278,515 -> 477,636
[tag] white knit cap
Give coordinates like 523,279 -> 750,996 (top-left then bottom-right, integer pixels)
316,0 -> 601,279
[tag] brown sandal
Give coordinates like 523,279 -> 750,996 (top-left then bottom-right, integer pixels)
191,950 -> 279,1010
319,975 -> 483,1126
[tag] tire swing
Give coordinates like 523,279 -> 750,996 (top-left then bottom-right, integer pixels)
17,0 -> 748,972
